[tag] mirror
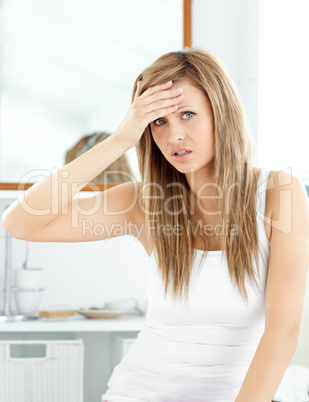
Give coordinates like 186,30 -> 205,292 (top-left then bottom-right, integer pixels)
0,0 -> 191,191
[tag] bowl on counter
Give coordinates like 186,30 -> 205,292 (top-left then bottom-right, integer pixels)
76,308 -> 128,319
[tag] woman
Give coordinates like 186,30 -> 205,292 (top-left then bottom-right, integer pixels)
3,49 -> 309,401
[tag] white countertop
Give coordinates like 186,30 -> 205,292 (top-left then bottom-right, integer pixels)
0,313 -> 145,332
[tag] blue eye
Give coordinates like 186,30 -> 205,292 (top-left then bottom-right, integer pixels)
153,118 -> 166,126
183,111 -> 195,119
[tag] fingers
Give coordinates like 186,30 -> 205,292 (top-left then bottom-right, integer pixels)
139,81 -> 173,100
142,87 -> 183,107
147,105 -> 180,122
137,81 -> 183,107
133,80 -> 142,102
137,81 -> 184,115
131,80 -> 184,127
144,93 -> 184,115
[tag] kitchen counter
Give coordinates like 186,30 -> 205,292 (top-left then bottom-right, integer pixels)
0,313 -> 145,332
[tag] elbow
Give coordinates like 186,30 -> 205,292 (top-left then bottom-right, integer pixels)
2,209 -> 14,234
290,326 -> 300,351
2,209 -> 27,240
284,328 -> 299,353
264,323 -> 299,352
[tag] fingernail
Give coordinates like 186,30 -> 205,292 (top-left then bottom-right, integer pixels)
175,88 -> 183,94
165,81 -> 172,85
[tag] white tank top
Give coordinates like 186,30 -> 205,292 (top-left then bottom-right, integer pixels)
102,168 -> 271,402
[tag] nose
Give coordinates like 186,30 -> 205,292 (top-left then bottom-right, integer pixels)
166,120 -> 186,144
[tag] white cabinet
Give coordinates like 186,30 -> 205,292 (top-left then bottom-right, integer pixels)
0,316 -> 145,402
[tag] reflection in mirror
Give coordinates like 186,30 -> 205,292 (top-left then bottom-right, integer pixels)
65,131 -> 135,183
0,0 -> 183,185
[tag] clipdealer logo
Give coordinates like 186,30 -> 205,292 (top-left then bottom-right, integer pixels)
16,167 -> 293,236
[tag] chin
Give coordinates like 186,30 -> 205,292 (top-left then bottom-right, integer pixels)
167,157 -> 203,175
171,164 -> 196,175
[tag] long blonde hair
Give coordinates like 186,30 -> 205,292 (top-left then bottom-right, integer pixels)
134,48 -> 260,302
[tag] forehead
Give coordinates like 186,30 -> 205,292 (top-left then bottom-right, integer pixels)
172,78 -> 211,114
172,78 -> 206,99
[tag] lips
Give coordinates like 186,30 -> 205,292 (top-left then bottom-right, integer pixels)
171,147 -> 192,156
171,148 -> 192,162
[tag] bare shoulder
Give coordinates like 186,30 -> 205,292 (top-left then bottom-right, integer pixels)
263,169 -> 309,237
265,170 -> 307,215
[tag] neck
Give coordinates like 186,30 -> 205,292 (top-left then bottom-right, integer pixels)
185,159 -> 216,195
185,159 -> 220,217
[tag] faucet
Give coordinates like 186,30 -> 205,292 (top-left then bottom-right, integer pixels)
0,222 -> 16,322
0,203 -> 20,321
0,206 -> 38,322
3,229 -> 12,316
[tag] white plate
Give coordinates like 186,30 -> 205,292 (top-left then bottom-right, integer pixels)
76,309 -> 128,319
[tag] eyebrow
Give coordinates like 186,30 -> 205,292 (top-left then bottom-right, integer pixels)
177,106 -> 196,111
150,106 -> 197,123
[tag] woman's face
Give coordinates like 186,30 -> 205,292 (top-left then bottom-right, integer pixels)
149,78 -> 215,178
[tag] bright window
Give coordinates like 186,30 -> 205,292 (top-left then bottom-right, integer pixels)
258,0 -> 309,193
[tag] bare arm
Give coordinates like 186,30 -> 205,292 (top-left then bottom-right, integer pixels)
2,80 -> 184,242
2,135 -> 131,241
235,172 -> 309,401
